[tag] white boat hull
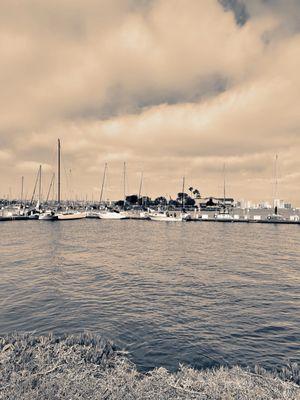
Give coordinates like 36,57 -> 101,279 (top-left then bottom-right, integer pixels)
98,211 -> 127,220
149,212 -> 189,222
57,212 -> 86,220
39,213 -> 58,220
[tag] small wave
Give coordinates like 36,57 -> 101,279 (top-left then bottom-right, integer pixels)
1,332 -> 299,399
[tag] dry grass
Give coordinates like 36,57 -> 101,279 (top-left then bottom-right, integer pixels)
0,332 -> 299,400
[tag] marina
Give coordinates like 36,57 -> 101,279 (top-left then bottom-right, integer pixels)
2,141 -> 299,225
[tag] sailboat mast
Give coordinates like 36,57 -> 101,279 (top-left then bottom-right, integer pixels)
20,176 -> 24,206
30,166 -> 40,205
46,173 -> 55,203
123,162 -> 126,207
223,163 -> 226,206
57,139 -> 61,206
275,154 -> 278,201
38,165 -> 42,205
181,176 -> 185,211
99,163 -> 107,204
138,171 -> 143,200
274,154 -> 278,214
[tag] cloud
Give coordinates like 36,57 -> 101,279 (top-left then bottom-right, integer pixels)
16,161 -> 53,173
0,0 -> 299,204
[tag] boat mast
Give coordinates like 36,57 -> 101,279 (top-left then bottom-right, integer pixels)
46,173 -> 55,203
30,166 -> 40,205
99,163 -> 107,205
123,161 -> 126,208
223,163 -> 226,207
181,176 -> 185,211
138,171 -> 143,200
38,165 -> 42,206
274,154 -> 278,214
57,139 -> 61,206
20,176 -> 24,206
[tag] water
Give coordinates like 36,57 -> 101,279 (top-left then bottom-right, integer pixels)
0,219 -> 300,371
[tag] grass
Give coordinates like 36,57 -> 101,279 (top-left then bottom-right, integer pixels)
0,332 -> 299,399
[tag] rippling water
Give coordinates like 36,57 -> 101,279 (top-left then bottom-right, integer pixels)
1,220 -> 299,371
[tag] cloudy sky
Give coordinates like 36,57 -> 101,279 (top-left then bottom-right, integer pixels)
1,0 -> 300,204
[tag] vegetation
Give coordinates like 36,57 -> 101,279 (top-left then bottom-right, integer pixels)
1,332 -> 299,400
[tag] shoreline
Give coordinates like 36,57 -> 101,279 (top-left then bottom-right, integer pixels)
1,332 -> 299,399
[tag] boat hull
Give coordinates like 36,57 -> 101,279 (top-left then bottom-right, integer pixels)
39,214 -> 58,220
57,212 -> 86,220
98,212 -> 127,220
149,212 -> 189,222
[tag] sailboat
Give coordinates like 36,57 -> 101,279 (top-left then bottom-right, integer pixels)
39,172 -> 58,220
28,165 -> 42,219
149,211 -> 188,221
215,164 -> 233,221
149,177 -> 191,221
55,139 -> 86,220
98,162 -> 128,220
98,210 -> 128,219
39,210 -> 58,220
267,155 -> 285,222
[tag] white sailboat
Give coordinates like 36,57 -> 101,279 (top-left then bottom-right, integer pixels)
149,211 -> 188,221
149,177 -> 191,221
267,155 -> 285,222
98,209 -> 127,219
97,162 -> 128,220
55,139 -> 86,221
57,210 -> 86,220
215,163 -> 233,221
39,210 -> 58,220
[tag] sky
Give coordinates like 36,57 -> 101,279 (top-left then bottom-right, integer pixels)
1,0 -> 300,204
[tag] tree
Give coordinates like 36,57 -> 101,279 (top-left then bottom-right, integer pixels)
169,199 -> 180,208
177,192 -> 188,202
185,197 -> 195,206
115,200 -> 124,207
193,189 -> 201,199
126,194 -> 138,205
154,196 -> 167,206
138,196 -> 152,206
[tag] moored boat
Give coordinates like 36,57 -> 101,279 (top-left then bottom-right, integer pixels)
149,211 -> 190,222
57,211 -> 86,220
39,211 -> 58,220
98,210 -> 127,220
